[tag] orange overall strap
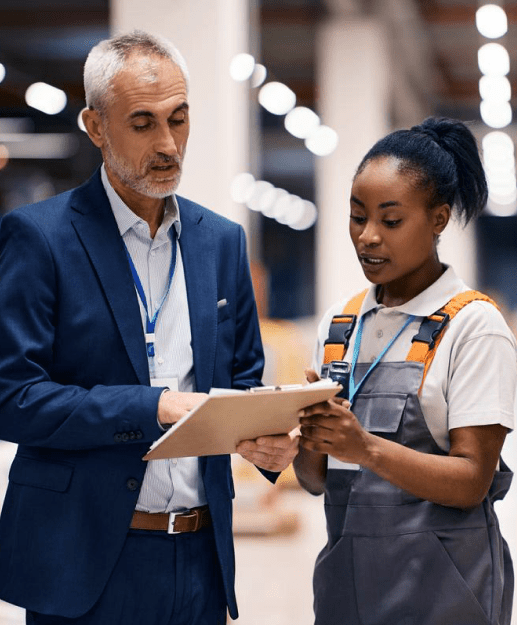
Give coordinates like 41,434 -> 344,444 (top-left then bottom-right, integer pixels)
407,290 -> 500,391
323,289 -> 368,364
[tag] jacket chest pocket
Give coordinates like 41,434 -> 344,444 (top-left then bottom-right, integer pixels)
353,392 -> 408,435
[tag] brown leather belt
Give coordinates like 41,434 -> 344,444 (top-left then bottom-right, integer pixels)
130,505 -> 211,534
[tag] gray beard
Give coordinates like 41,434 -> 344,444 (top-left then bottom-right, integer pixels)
103,138 -> 183,199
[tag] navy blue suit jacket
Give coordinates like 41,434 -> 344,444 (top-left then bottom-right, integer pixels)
0,170 -> 266,619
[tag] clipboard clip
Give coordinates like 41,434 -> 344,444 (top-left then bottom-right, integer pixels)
248,385 -> 281,393
248,384 -> 304,393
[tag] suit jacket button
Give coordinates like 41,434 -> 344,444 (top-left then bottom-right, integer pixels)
121,433 -> 129,442
126,479 -> 139,491
114,433 -> 122,443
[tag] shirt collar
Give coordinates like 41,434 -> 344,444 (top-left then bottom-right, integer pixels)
360,265 -> 468,317
100,164 -> 182,239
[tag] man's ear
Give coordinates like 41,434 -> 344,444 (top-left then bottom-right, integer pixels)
433,203 -> 451,235
81,107 -> 105,149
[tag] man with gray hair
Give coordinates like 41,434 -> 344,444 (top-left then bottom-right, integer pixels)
0,31 -> 298,624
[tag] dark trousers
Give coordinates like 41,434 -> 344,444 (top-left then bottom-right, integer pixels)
26,527 -> 228,625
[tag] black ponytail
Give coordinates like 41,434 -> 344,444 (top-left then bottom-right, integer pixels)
355,117 -> 488,225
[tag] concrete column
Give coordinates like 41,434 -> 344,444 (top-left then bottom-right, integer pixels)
111,0 -> 251,229
314,13 -> 479,316
315,17 -> 390,316
438,220 -> 477,287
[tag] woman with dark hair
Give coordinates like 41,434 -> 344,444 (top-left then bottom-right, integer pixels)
294,117 -> 515,625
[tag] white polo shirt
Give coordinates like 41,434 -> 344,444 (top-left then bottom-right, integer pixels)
313,266 -> 516,451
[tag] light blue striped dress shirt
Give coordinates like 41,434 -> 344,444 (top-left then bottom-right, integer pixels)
101,166 -> 207,512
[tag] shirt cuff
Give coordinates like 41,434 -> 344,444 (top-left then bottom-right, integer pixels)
157,388 -> 172,431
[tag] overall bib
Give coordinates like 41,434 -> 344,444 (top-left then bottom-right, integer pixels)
314,293 -> 514,625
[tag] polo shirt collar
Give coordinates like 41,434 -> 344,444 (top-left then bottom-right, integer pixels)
100,164 -> 181,239
361,265 -> 467,318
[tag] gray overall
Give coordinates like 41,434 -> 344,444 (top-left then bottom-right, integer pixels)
314,360 -> 514,625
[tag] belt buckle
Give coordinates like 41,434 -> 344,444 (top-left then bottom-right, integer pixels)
167,511 -> 182,534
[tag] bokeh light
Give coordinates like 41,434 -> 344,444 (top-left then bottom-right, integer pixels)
230,53 -> 255,82
480,100 -> 512,128
25,82 -> 67,115
479,75 -> 511,102
250,64 -> 267,88
478,43 -> 510,76
476,4 -> 508,39
305,125 -> 339,156
258,82 -> 296,115
284,107 -> 320,139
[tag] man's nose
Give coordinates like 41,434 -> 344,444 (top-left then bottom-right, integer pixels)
153,125 -> 178,156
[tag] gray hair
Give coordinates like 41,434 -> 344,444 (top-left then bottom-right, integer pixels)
83,30 -> 189,113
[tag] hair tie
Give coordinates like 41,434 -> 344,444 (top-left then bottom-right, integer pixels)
412,126 -> 440,145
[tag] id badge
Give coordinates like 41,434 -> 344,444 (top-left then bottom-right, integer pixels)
150,377 -> 179,391
328,457 -> 360,471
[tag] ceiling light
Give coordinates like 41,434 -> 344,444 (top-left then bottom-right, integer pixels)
480,100 -> 512,128
0,64 -> 5,84
229,53 -> 255,82
270,192 -> 296,222
264,189 -> 289,219
482,130 -> 514,156
479,75 -> 511,102
258,82 -> 296,115
25,82 -> 67,115
488,191 -> 517,206
250,64 -> 267,88
476,4 -> 508,39
230,173 -> 256,203
488,177 -> 517,195
484,156 -> 515,175
256,185 -> 280,215
276,196 -> 305,225
478,43 -> 510,76
289,201 -> 318,230
487,198 -> 517,216
247,180 -> 274,212
0,133 -> 78,159
305,125 -> 339,156
284,107 -> 320,139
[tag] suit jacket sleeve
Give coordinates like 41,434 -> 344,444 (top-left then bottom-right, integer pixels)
0,210 -> 164,450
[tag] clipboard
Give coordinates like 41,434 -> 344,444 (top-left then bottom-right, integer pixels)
143,379 -> 341,460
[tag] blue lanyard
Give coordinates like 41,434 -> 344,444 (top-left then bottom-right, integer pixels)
348,313 -> 416,405
124,230 -> 177,358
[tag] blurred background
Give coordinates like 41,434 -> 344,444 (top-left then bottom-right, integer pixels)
0,0 -> 516,623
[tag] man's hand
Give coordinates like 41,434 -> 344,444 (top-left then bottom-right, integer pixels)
236,429 -> 300,472
157,391 -> 208,426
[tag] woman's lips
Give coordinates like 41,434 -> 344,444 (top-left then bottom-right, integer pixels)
359,255 -> 388,269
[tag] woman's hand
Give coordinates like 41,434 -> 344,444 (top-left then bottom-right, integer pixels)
299,396 -> 373,466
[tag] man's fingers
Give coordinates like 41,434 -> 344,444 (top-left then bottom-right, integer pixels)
237,438 -> 295,457
254,433 -> 298,449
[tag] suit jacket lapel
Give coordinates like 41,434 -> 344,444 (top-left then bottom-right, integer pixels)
70,170 -> 150,386
177,196 -> 217,395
